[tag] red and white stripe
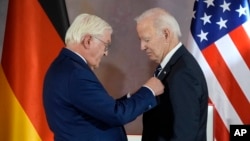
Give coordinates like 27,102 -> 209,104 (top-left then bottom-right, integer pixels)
187,20 -> 250,141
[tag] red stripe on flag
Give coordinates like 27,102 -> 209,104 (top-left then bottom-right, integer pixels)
209,99 -> 229,141
1,0 -> 65,140
229,26 -> 250,69
202,44 -> 250,124
213,108 -> 229,141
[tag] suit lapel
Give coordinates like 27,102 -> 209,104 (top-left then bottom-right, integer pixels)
157,45 -> 187,80
157,65 -> 170,80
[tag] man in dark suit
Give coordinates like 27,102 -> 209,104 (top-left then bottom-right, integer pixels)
135,8 -> 208,141
43,13 -> 164,141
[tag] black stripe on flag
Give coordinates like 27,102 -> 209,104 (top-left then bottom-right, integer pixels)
38,0 -> 70,41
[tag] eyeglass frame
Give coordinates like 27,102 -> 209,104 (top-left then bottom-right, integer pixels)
92,36 -> 111,52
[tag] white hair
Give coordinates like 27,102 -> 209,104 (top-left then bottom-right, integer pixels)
65,13 -> 113,45
135,8 -> 182,37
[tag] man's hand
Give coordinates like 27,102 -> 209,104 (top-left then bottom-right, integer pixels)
144,77 -> 164,96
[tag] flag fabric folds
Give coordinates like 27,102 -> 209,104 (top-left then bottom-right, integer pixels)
0,0 -> 69,140
187,0 -> 250,141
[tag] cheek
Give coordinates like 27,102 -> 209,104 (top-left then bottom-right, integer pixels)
88,49 -> 102,66
150,42 -> 162,59
95,50 -> 104,62
148,42 -> 158,54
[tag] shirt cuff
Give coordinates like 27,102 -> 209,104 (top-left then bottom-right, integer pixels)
142,85 -> 155,96
126,93 -> 131,98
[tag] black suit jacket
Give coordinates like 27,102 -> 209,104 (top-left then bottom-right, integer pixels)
142,45 -> 208,141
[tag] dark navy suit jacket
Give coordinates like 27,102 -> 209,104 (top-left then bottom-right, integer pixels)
142,45 -> 208,141
43,48 -> 157,141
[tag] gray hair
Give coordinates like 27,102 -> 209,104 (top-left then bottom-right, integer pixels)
65,13 -> 113,45
135,8 -> 181,37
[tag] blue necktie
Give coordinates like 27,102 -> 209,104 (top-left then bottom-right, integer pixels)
154,65 -> 162,77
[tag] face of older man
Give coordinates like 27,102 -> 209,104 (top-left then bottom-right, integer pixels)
136,20 -> 168,64
88,31 -> 111,70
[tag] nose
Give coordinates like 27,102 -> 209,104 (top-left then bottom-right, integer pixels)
141,42 -> 147,51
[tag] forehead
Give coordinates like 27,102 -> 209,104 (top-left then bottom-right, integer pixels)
137,20 -> 156,37
102,30 -> 112,42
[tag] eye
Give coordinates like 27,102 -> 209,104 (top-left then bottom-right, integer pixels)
143,38 -> 150,43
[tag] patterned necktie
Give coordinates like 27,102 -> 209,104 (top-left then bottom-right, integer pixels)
154,65 -> 162,77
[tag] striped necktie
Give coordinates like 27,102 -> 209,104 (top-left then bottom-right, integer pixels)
154,65 -> 162,77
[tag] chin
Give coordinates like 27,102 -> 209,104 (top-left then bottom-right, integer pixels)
94,64 -> 99,69
149,56 -> 155,61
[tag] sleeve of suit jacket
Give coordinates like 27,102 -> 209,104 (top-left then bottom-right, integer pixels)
168,67 -> 205,141
68,67 -> 157,127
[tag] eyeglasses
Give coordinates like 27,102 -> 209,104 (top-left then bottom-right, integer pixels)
93,36 -> 110,52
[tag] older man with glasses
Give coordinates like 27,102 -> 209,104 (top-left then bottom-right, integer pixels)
43,13 -> 164,141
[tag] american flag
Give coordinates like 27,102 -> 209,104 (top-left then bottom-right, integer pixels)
187,0 -> 250,140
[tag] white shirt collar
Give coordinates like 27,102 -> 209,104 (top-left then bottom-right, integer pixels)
160,42 -> 182,68
73,51 -> 87,64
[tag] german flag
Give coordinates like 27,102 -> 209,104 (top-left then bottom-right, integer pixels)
0,0 -> 69,140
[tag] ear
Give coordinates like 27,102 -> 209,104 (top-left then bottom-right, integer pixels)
163,29 -> 170,40
81,34 -> 92,49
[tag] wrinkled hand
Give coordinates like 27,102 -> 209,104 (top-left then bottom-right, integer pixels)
144,77 -> 164,96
